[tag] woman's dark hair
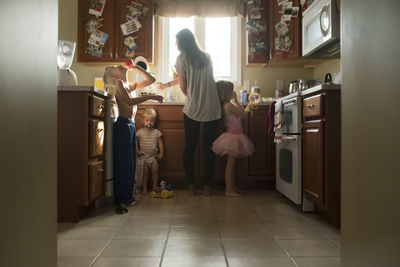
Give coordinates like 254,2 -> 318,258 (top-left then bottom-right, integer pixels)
176,28 -> 210,68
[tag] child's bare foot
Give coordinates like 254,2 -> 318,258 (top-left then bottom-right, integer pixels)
225,190 -> 243,197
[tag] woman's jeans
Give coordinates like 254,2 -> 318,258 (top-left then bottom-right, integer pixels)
183,114 -> 220,186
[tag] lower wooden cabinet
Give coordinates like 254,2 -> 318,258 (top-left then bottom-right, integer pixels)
302,90 -> 341,227
303,120 -> 324,205
136,104 -> 275,188
58,90 -> 108,222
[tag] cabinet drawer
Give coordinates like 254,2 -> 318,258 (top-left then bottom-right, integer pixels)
303,94 -> 323,117
88,161 -> 104,202
89,120 -> 104,157
90,95 -> 106,117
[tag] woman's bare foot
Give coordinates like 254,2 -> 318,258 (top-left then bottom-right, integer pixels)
225,190 -> 243,197
233,187 -> 243,194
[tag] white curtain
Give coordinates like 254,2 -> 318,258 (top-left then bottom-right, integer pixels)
155,0 -> 245,17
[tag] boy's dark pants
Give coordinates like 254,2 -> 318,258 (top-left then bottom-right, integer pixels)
113,117 -> 136,205
183,114 -> 219,186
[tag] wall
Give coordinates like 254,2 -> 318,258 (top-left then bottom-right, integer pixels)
59,0 -> 313,97
314,59 -> 341,83
0,0 -> 58,266
341,0 -> 400,266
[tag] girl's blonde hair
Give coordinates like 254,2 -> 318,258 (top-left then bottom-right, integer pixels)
216,80 -> 234,105
103,66 -> 117,95
144,108 -> 157,121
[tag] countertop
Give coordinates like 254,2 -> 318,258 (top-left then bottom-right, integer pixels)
279,83 -> 341,101
139,100 -> 275,106
57,85 -> 108,96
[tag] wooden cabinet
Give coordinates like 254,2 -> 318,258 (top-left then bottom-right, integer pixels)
245,0 -> 302,65
302,89 -> 341,227
248,108 -> 276,177
77,0 -> 154,62
136,104 -> 275,188
58,90 -> 109,222
303,120 -> 324,205
136,105 -> 188,185
246,0 -> 270,65
268,0 -> 302,63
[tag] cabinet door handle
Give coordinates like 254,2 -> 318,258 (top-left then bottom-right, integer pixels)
97,128 -> 103,132
97,105 -> 104,110
97,168 -> 104,172
306,104 -> 315,109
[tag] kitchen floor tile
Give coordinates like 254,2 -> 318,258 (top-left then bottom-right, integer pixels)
169,226 -> 219,240
161,256 -> 227,267
262,214 -> 312,226
227,256 -> 296,267
92,256 -> 161,267
222,239 -> 286,257
57,240 -> 108,257
57,256 -> 94,267
219,226 -> 274,240
101,239 -> 165,257
57,225 -> 119,240
268,225 -> 327,240
164,239 -> 224,257
57,189 -> 341,265
114,225 -> 169,240
293,256 -> 341,267
280,240 -> 341,257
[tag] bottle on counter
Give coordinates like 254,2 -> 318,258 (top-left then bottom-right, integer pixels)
240,90 -> 248,103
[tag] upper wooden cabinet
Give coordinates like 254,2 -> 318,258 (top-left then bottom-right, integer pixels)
246,0 -> 302,65
77,0 -> 154,63
268,0 -> 302,62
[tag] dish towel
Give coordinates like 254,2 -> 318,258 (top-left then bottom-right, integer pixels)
267,101 -> 276,137
273,99 -> 283,143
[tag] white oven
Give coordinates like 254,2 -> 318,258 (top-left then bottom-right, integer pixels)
276,135 -> 302,204
302,0 -> 340,58
282,96 -> 302,134
276,93 -> 314,211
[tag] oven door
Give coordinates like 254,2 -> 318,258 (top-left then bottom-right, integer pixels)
276,134 -> 302,204
282,97 -> 302,134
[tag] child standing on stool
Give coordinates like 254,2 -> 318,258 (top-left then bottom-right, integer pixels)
212,81 -> 255,197
136,108 -> 164,194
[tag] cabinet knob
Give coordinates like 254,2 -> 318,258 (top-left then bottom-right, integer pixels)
97,168 -> 104,172
97,105 -> 104,110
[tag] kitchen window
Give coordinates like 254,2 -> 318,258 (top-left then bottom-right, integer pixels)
158,16 -> 242,85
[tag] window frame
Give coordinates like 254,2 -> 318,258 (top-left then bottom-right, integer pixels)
158,16 -> 242,86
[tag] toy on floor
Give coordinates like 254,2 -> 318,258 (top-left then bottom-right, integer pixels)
151,180 -> 173,199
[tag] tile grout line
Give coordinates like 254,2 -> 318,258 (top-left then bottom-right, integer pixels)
309,223 -> 342,248
243,195 -> 300,267
157,189 -> 178,267
88,197 -> 143,267
209,195 -> 230,267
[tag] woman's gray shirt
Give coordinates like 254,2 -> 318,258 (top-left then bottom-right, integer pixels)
175,54 -> 222,122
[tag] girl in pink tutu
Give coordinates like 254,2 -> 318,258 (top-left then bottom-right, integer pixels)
212,81 -> 255,197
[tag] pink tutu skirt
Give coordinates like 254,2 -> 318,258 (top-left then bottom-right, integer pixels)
212,132 -> 255,158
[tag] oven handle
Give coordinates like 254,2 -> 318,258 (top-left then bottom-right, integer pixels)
282,98 -> 297,105
282,135 -> 298,141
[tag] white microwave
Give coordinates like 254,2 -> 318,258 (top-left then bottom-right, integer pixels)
302,0 -> 340,58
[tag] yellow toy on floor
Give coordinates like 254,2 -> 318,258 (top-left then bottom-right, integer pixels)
151,180 -> 174,199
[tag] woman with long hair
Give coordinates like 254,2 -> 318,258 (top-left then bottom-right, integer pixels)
158,28 -> 221,196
